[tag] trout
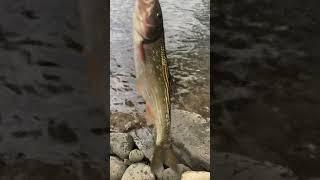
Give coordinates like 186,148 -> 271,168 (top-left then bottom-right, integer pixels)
133,0 -> 178,177
78,0 -> 107,108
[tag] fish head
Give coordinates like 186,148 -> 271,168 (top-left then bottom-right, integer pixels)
134,0 -> 164,42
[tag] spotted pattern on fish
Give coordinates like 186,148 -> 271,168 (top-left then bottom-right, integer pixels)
161,44 -> 170,96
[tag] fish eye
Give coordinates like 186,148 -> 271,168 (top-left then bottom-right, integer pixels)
156,13 -> 162,18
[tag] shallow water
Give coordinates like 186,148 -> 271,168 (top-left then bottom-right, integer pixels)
110,0 -> 210,122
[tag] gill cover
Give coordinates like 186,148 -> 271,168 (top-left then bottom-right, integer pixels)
135,0 -> 164,43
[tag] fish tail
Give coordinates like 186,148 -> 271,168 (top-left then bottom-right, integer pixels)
151,145 -> 178,178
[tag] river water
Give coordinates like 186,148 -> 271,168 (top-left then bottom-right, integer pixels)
110,0 -> 210,130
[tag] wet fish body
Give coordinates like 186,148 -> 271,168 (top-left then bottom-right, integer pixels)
133,0 -> 177,177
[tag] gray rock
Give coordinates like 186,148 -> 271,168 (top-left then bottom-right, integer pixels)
129,128 -> 154,160
214,152 -> 298,180
110,156 -> 127,180
111,133 -> 135,159
171,109 -> 210,171
129,109 -> 210,170
121,163 -> 155,180
129,149 -> 144,163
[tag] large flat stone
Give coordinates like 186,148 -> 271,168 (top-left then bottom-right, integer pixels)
129,109 -> 210,171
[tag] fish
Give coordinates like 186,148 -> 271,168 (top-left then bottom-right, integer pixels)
133,0 -> 178,177
78,0 -> 107,108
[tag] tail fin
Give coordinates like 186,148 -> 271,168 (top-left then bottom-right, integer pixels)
151,145 -> 178,178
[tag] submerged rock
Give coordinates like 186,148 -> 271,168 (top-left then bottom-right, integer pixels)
110,133 -> 134,159
121,163 -> 155,180
110,156 -> 127,180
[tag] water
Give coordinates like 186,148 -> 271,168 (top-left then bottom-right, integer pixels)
0,0 -> 106,164
110,0 -> 210,125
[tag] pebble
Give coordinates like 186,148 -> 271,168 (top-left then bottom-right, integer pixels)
110,156 -> 127,180
111,133 -> 134,159
121,163 -> 155,180
129,149 -> 145,163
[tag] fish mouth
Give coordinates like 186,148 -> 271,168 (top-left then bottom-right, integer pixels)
134,0 -> 163,43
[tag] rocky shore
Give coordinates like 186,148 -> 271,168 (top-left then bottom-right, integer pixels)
110,109 -> 210,180
110,109 -> 301,180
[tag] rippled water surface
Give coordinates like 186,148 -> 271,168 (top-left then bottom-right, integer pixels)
110,0 -> 210,129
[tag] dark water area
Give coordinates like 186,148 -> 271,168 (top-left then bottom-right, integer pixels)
214,0 -> 320,179
110,0 -> 210,131
0,0 -> 106,177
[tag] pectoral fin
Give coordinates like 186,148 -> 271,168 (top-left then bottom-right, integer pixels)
145,102 -> 155,126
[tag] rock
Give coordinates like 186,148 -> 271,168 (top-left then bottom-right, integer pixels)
111,133 -> 134,159
129,149 -> 144,163
181,171 -> 210,180
129,109 -> 210,170
129,128 -> 154,160
171,109 -> 210,170
124,122 -> 133,131
121,163 -> 155,180
161,164 -> 191,180
214,152 -> 298,180
110,156 -> 127,180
